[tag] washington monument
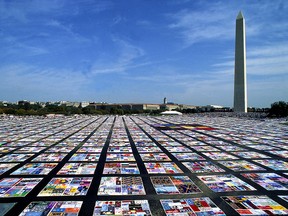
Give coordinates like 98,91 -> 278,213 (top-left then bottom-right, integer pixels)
234,11 -> 247,113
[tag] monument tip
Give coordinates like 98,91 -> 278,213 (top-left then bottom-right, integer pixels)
237,11 -> 244,20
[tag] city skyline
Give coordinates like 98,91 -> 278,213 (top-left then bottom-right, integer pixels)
1,0 -> 288,107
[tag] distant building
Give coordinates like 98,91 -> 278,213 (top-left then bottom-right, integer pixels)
18,100 -> 31,106
80,102 -> 90,108
38,102 -> 46,107
160,104 -> 179,111
89,103 -> 161,111
67,102 -> 80,107
53,101 -> 81,107
88,101 -> 196,112
163,97 -> 167,104
180,104 -> 197,110
0,101 -> 10,106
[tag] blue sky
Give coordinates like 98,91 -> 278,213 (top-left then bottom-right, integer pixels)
0,0 -> 287,107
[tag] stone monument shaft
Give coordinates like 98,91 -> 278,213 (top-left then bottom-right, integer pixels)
234,11 -> 247,112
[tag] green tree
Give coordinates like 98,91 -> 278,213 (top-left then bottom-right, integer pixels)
269,101 -> 288,117
64,106 -> 82,115
82,106 -> 94,115
3,108 -> 16,115
150,110 -> 162,115
27,109 -> 38,115
37,108 -> 48,115
16,109 -> 26,115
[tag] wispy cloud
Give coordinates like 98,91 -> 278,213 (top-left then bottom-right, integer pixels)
129,63 -> 234,105
132,72 -> 203,84
213,42 -> 288,76
91,37 -> 145,74
0,64 -> 90,101
167,1 -> 288,47
167,3 -> 235,46
85,0 -> 113,13
111,16 -> 126,26
47,20 -> 72,31
249,42 -> 288,57
0,0 -> 64,22
247,42 -> 288,76
46,19 -> 91,43
1,34 -> 49,58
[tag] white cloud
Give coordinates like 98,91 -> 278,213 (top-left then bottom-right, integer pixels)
0,0 -> 64,22
248,78 -> 288,107
9,45 -> 48,57
91,38 -> 145,74
132,72 -> 202,84
168,4 -> 235,46
87,0 -> 113,13
248,43 -> 288,57
0,64 -> 91,101
213,42 -> 288,76
129,63 -> 234,106
167,1 -> 288,47
46,19 -> 91,43
0,34 -> 49,57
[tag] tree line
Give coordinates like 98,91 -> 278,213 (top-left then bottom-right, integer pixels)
268,101 -> 288,117
0,103 -> 160,116
0,101 -> 287,117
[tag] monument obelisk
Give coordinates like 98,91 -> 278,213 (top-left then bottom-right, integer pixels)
234,11 -> 247,112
